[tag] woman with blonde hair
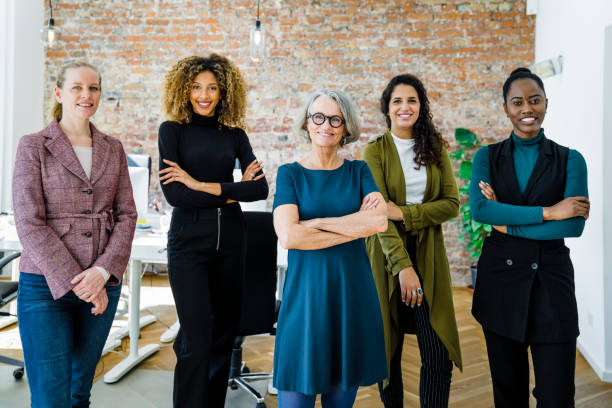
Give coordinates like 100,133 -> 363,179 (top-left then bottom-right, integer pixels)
13,61 -> 137,407
158,54 -> 268,407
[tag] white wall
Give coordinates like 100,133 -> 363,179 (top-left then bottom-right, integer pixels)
0,0 -> 44,212
535,0 -> 612,381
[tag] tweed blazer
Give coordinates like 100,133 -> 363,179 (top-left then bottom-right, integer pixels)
12,119 -> 137,300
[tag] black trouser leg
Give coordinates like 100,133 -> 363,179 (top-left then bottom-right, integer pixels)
167,214 -> 245,408
206,252 -> 244,407
414,298 -> 453,408
531,340 -> 576,408
483,329 -> 530,408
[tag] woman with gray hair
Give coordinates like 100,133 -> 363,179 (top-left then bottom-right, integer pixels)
272,89 -> 388,407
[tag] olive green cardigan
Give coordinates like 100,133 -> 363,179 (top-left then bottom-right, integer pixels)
362,130 -> 463,376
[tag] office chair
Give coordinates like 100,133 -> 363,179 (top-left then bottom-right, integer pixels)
0,252 -> 24,380
228,211 -> 278,408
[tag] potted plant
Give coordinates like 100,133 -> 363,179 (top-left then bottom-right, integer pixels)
449,128 -> 492,288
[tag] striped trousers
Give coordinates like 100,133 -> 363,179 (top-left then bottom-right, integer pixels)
378,296 -> 453,408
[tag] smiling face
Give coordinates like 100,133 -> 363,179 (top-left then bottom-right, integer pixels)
54,67 -> 101,120
388,84 -> 420,138
504,78 -> 547,139
306,96 -> 346,148
190,71 -> 221,117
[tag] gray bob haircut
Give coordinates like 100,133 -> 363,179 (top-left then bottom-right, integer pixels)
295,89 -> 361,147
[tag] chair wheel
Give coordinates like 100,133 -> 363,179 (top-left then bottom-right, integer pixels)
230,383 -> 238,390
13,367 -> 24,380
256,403 -> 266,408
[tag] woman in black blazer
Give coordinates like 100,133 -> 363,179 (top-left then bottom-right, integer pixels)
469,67 -> 589,407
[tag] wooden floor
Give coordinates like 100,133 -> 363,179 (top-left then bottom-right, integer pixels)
2,277 -> 611,407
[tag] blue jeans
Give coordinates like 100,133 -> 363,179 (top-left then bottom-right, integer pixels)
17,272 -> 121,408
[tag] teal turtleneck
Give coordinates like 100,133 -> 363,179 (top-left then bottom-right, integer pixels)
470,129 -> 588,240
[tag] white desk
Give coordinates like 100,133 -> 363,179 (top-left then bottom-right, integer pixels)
103,230 -> 166,383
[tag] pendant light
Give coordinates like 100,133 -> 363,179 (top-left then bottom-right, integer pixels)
41,0 -> 61,48
249,0 -> 265,62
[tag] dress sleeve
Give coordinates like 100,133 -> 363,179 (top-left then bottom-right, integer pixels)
220,129 -> 269,202
362,143 -> 412,275
398,148 -> 459,231
273,165 -> 298,209
508,150 -> 588,239
158,121 -> 227,208
469,146 -> 543,225
358,160 -> 380,198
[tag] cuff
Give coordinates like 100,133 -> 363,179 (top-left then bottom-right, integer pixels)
94,266 -> 111,282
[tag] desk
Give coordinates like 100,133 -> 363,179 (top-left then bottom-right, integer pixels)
103,231 -> 166,383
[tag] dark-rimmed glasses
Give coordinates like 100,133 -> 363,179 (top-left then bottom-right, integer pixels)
307,112 -> 345,128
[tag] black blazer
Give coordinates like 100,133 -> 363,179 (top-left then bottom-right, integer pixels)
472,135 -> 578,343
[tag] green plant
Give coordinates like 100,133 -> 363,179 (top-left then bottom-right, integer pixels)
449,128 -> 492,264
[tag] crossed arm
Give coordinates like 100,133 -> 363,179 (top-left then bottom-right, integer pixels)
273,191 -> 388,250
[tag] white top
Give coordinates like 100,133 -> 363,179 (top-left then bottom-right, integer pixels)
73,146 -> 93,180
391,132 -> 427,204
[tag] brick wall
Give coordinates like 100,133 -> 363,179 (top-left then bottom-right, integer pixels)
43,0 -> 535,285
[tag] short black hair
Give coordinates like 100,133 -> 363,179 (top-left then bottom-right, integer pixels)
502,67 -> 546,102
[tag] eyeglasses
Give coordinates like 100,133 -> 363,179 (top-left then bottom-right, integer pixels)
307,112 -> 345,128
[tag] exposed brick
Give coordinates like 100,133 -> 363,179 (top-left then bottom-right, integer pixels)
43,0 -> 535,286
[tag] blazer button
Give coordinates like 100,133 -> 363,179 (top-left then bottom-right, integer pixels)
82,210 -> 92,214
86,188 -> 93,195
84,231 -> 92,238
506,259 -> 513,266
531,263 -> 538,270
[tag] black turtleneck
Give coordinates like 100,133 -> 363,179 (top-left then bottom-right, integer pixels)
158,113 -> 268,209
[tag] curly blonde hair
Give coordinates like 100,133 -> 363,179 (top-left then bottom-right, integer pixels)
162,54 -> 247,129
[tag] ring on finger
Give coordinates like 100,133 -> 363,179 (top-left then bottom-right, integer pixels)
411,290 -> 417,296
417,288 -> 423,295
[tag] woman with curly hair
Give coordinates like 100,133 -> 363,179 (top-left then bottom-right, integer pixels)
363,74 -> 462,408
158,54 -> 268,407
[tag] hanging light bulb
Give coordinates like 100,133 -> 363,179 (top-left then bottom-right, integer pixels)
249,0 -> 265,62
40,0 -> 61,48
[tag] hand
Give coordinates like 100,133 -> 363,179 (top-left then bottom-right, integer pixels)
543,196 -> 590,220
71,267 -> 106,302
360,195 -> 380,211
241,160 -> 265,182
90,288 -> 109,315
386,200 -> 403,221
493,225 -> 507,234
479,181 -> 498,202
398,266 -> 423,308
159,159 -> 201,190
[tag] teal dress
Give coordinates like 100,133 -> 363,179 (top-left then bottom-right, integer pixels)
272,160 -> 387,395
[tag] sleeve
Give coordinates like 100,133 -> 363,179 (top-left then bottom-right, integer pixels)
362,143 -> 412,275
272,165 -> 297,209
399,148 -> 459,231
12,135 -> 83,295
359,160 -> 380,198
220,129 -> 269,202
508,150 -> 588,239
93,142 -> 138,281
158,121 -> 227,208
469,146 -> 544,225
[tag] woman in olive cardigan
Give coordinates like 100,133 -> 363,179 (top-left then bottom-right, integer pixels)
363,74 -> 462,408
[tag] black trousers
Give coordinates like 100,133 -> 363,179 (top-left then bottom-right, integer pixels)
167,206 -> 246,408
483,329 -> 576,408
378,237 -> 453,408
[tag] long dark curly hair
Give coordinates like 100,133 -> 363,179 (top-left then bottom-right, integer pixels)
380,74 -> 447,168
162,54 -> 247,128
